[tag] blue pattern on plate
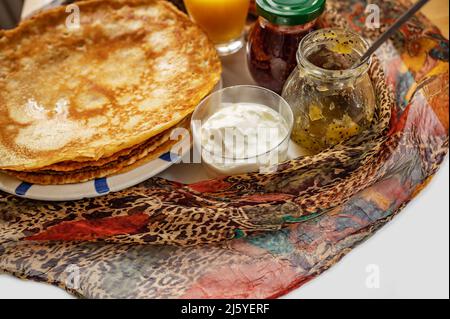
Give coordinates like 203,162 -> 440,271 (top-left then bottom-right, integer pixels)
159,152 -> 180,163
15,182 -> 33,196
94,178 -> 110,194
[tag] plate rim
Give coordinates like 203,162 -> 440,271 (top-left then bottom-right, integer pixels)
0,78 -> 223,201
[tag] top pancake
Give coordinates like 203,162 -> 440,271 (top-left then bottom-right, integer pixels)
0,0 -> 221,170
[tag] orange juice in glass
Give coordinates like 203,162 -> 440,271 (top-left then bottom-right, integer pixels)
184,0 -> 250,56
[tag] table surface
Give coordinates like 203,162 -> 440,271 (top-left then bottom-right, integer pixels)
0,0 -> 448,299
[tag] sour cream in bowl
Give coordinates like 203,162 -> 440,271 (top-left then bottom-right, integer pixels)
191,85 -> 293,176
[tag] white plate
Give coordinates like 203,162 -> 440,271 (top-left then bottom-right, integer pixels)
0,146 -> 188,201
0,79 -> 222,201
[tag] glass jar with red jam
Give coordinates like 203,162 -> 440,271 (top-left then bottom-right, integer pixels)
247,0 -> 326,94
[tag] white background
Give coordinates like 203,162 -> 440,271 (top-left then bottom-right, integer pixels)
1,159 -> 448,299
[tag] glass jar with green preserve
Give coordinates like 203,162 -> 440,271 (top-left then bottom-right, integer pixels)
282,28 -> 376,154
247,0 -> 326,94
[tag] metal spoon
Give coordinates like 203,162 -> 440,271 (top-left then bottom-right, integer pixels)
357,0 -> 430,65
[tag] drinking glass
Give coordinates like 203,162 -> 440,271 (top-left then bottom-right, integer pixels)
184,0 -> 250,56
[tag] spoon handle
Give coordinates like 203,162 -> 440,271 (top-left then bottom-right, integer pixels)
359,0 -> 430,63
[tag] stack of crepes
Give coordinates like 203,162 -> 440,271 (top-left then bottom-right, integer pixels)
0,0 -> 221,184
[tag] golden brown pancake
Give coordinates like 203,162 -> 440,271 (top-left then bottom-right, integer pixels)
0,0 -> 221,171
27,116 -> 191,172
4,117 -> 190,184
5,139 -> 179,184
